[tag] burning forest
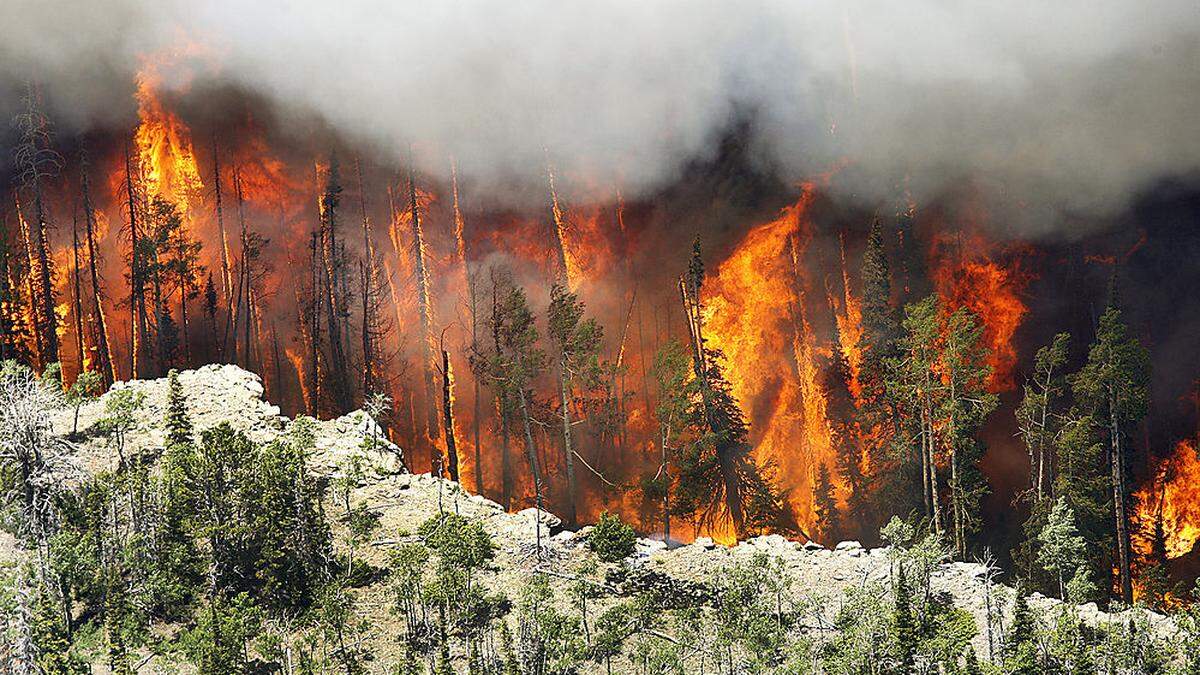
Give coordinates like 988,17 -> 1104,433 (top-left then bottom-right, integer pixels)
3,5 -> 1200,669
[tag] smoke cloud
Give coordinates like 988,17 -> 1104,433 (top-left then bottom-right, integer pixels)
3,1 -> 1199,234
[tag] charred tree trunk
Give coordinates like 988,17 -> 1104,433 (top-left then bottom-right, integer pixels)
408,164 -> 441,458
545,158 -> 570,287
80,153 -> 114,387
15,195 -> 44,367
1110,388 -> 1134,603
319,159 -> 353,414
441,349 -> 460,483
493,280 -> 513,510
30,185 -> 57,365
124,143 -> 148,379
211,135 -> 233,309
71,209 -> 85,378
452,159 -> 485,495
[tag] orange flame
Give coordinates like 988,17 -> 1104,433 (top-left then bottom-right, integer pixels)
1134,439 -> 1200,559
929,230 -> 1030,391
703,186 -> 836,533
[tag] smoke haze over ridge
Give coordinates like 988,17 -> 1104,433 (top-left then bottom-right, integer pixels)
3,0 -> 1199,234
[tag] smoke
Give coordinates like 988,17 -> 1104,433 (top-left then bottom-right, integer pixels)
3,1 -> 1200,234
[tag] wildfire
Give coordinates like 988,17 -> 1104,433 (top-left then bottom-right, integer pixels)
929,230 -> 1030,391
1135,439 -> 1200,560
133,72 -> 205,218
703,186 -> 837,532
831,233 -> 864,400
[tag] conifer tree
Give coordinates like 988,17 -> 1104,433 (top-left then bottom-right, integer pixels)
13,83 -> 63,366
813,462 -> 842,545
1005,590 -> 1039,674
547,283 -> 604,525
892,564 -> 916,672
1070,305 -> 1149,603
165,369 -> 192,449
1017,333 -> 1071,502
1037,497 -> 1087,599
677,238 -> 794,536
856,219 -> 904,518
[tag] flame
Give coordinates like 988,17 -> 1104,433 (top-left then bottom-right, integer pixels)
929,230 -> 1030,391
1134,439 -> 1200,560
134,72 -> 205,218
702,186 -> 836,533
831,233 -> 864,400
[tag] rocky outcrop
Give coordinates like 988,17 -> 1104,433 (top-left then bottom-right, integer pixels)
19,366 -> 1176,670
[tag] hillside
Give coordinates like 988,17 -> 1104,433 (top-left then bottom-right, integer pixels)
0,365 -> 1188,673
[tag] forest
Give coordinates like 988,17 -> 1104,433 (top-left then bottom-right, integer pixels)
4,3 -> 1200,670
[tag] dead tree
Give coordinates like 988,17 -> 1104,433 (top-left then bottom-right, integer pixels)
70,207 -> 86,378
80,148 -> 114,387
407,163 -> 441,457
452,158 -> 484,494
123,142 -> 149,379
211,135 -> 233,307
14,194 -> 44,367
12,83 -> 63,366
441,348 -> 460,483
544,156 -> 571,288
318,158 -> 354,413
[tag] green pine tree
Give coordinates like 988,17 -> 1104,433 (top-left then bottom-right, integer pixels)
1005,590 -> 1039,675
892,564 -> 917,673
1070,305 -> 1149,603
813,462 -> 842,545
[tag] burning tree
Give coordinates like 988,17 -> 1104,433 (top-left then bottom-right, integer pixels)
12,84 -> 63,370
677,239 -> 795,538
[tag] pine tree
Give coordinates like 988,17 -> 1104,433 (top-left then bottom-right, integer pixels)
547,283 -> 604,525
856,219 -> 905,519
892,564 -> 916,672
813,462 -> 842,545
1037,497 -> 1086,600
496,279 -> 548,549
13,83 -> 63,366
939,305 -> 998,556
677,238 -> 794,536
1017,333 -> 1071,502
828,320 -> 869,540
79,146 -> 115,387
1005,590 -> 1039,675
165,369 -> 192,449
648,340 -> 696,544
1070,305 -> 1149,603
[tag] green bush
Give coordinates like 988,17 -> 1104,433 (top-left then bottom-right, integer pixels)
587,511 -> 637,562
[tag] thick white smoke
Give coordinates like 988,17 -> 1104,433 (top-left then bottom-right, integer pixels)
3,0 -> 1199,234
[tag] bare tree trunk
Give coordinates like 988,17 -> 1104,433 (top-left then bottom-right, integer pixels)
71,208 -> 85,378
211,135 -> 233,309
124,143 -> 148,380
408,164 -> 441,459
15,194 -> 44,367
517,387 -> 544,554
452,159 -> 485,496
545,158 -> 571,287
81,153 -> 114,386
30,175 -> 58,365
1110,391 -> 1133,603
442,349 -> 459,483
559,353 -> 577,525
